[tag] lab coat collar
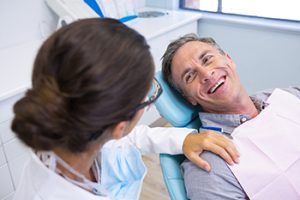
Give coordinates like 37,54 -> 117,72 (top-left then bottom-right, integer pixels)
19,150 -> 107,200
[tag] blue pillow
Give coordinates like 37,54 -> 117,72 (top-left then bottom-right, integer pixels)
154,71 -> 200,127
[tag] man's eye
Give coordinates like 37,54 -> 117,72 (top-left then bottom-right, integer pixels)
203,55 -> 213,64
184,72 -> 196,83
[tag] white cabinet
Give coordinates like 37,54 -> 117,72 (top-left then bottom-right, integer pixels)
4,138 -> 29,165
0,165 -> 14,200
0,147 -> 6,166
0,90 -> 32,198
8,153 -> 30,190
127,8 -> 202,125
0,93 -> 31,200
2,193 -> 14,200
0,40 -> 41,200
0,120 -> 15,145
0,0 -> 57,199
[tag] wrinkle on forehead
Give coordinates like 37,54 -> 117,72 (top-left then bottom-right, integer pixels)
172,41 -> 216,67
171,42 -> 211,79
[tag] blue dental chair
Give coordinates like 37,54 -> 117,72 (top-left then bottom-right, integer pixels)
154,71 -> 202,200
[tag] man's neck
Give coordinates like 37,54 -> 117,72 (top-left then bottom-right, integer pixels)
223,87 -> 259,118
233,95 -> 259,118
204,90 -> 259,118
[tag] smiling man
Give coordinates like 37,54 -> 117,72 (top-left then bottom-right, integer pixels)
162,34 -> 300,200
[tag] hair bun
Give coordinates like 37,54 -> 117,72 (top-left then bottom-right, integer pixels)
12,78 -> 68,151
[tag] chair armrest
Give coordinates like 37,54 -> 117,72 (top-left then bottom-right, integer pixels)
160,154 -> 188,200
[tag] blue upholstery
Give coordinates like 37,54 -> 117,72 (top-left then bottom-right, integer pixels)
154,71 -> 201,200
154,72 -> 200,127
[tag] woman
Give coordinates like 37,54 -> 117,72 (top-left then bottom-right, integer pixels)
12,18 -> 236,200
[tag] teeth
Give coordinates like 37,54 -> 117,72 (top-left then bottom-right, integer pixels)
209,79 -> 225,94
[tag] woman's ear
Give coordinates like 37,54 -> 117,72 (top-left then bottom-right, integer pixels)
110,121 -> 127,140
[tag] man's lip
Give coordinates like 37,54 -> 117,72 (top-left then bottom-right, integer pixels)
207,76 -> 226,94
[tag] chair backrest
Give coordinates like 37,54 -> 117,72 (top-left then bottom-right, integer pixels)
154,71 -> 201,200
154,71 -> 201,128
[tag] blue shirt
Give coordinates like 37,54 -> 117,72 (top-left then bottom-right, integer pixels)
199,87 -> 300,136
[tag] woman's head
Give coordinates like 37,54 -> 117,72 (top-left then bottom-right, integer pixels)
12,18 -> 154,152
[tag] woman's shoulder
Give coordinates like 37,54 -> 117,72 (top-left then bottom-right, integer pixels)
14,151 -> 106,200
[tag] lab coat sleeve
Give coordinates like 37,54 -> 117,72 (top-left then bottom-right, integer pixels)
104,125 -> 195,155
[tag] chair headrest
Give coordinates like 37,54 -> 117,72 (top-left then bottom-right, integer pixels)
154,71 -> 200,127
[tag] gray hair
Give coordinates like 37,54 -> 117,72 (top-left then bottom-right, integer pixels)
161,33 -> 225,93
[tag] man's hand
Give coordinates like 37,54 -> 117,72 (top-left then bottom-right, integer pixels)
183,131 -> 240,172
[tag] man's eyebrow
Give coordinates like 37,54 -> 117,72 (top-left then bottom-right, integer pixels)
199,50 -> 210,61
180,50 -> 210,80
179,50 -> 212,81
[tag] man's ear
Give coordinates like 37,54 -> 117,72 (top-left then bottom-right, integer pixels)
110,121 -> 127,140
225,53 -> 236,69
226,53 -> 233,62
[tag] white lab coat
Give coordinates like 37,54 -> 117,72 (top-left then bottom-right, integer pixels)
13,125 -> 193,200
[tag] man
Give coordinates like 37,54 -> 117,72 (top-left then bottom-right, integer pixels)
161,33 -> 300,200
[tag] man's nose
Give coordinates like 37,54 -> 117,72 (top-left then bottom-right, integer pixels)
198,68 -> 215,84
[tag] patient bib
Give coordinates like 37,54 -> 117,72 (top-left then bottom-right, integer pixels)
229,89 -> 300,200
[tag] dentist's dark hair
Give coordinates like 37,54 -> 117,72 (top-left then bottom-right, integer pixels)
12,18 -> 154,152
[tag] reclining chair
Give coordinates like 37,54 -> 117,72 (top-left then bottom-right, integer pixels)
154,71 -> 202,200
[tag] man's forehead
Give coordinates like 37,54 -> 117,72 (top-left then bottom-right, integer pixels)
174,41 -> 212,61
173,41 -> 214,63
171,41 -> 217,81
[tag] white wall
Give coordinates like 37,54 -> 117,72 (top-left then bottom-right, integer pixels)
0,0 -> 58,50
146,0 -> 300,93
0,1 -> 57,199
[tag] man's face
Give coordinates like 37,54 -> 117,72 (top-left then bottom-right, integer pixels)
171,41 -> 243,113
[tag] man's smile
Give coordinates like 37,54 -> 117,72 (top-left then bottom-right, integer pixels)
208,76 -> 226,94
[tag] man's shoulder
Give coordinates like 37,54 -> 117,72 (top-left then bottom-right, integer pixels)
251,88 -> 274,102
282,86 -> 300,99
251,86 -> 300,101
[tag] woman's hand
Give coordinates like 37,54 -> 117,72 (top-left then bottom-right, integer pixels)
182,131 -> 240,172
